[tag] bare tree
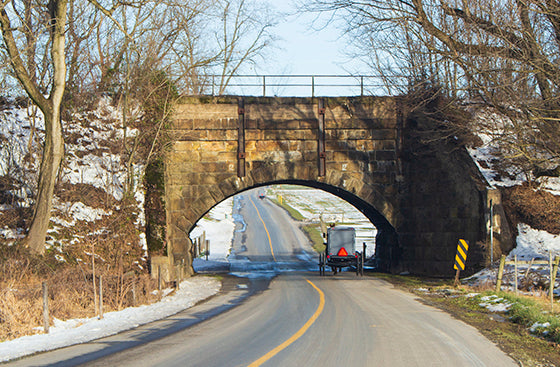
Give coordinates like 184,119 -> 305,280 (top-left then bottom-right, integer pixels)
212,0 -> 276,94
0,0 -> 68,254
0,0 -> 131,254
303,0 -> 560,172
0,0 -> 278,255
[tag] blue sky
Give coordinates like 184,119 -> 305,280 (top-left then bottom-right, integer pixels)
243,1 -> 369,96
263,2 -> 359,76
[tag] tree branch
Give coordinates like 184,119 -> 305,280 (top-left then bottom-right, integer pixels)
0,7 -> 49,110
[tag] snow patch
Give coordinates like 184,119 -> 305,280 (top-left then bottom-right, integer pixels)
0,277 -> 220,362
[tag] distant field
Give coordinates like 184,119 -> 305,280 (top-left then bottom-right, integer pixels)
266,185 -> 377,257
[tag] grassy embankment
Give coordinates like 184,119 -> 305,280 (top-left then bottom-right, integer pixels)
269,196 -> 326,253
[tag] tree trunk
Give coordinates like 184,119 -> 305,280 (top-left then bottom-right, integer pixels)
0,0 -> 69,254
25,111 -> 64,254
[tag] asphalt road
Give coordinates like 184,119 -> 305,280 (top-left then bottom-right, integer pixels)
6,190 -> 519,366
229,191 -> 316,271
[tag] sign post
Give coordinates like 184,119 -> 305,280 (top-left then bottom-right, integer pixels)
454,239 -> 469,286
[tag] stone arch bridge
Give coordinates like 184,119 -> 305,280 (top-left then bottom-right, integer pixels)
163,96 -> 502,278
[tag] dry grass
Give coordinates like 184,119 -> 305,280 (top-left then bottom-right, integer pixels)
503,183 -> 560,235
0,253 -> 159,341
0,195 -> 159,342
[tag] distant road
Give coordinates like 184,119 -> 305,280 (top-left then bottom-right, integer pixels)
6,191 -> 518,366
229,190 -> 316,271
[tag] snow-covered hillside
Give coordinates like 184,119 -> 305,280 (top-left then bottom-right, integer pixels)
466,107 -> 560,260
0,98 -> 147,257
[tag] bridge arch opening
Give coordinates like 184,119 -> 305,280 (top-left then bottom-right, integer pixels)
187,181 -> 399,275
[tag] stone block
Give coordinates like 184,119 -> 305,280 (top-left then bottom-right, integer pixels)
325,141 -> 347,152
332,151 -> 351,162
258,119 -> 301,130
180,185 -> 203,200
206,129 -> 237,141
193,191 -> 219,215
199,151 -> 220,162
255,140 -> 287,152
172,141 -> 200,152
338,161 -> 362,173
245,119 -> 258,129
298,120 -> 317,129
332,129 -> 372,140
250,164 -> 274,183
197,162 -> 232,173
354,139 -> 375,151
191,118 -> 238,130
371,129 -> 397,140
292,165 -> 312,180
173,102 -> 237,119
262,129 -> 316,140
246,130 -> 263,140
199,141 -> 226,152
375,150 -> 397,161
168,196 -> 186,212
171,119 -> 194,129
247,104 -> 315,120
245,140 -> 257,151
177,215 -> 193,232
150,256 -> 171,282
168,150 -> 200,162
302,151 -> 317,162
170,235 -> 191,254
225,141 -> 238,152
207,185 -> 226,204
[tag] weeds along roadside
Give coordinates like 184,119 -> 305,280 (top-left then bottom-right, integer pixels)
0,243 -> 161,342
268,195 -> 326,253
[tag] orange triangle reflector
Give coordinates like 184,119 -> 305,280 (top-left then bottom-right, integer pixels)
337,247 -> 348,256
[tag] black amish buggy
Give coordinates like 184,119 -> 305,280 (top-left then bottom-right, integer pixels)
319,226 -> 365,276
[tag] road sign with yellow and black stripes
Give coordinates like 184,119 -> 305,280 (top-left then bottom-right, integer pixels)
454,239 -> 469,271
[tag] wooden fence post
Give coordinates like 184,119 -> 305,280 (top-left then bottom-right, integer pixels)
175,266 -> 180,290
99,275 -> 104,319
42,282 -> 49,334
552,256 -> 559,312
552,256 -> 560,292
496,255 -> 506,292
514,255 -> 518,296
132,281 -> 137,307
158,265 -> 162,301
547,254 -> 560,312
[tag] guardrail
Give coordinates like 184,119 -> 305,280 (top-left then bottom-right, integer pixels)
202,74 -> 407,97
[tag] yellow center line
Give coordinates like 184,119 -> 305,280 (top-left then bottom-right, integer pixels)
248,279 -> 325,367
249,196 -> 276,262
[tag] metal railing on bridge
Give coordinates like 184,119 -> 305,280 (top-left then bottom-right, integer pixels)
200,75 -> 407,97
